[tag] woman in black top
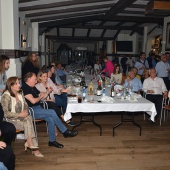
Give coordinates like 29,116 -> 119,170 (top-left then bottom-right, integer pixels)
22,53 -> 40,81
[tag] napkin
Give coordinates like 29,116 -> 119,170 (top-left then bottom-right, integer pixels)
100,96 -> 114,103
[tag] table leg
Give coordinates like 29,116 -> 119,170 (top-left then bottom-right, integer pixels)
72,112 -> 102,136
113,112 -> 141,136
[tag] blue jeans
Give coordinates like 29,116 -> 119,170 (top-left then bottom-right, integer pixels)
0,162 -> 7,170
54,93 -> 67,113
31,105 -> 67,142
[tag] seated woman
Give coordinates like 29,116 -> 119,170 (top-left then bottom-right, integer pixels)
110,65 -> 122,85
43,66 -> 75,126
1,77 -> 43,157
36,69 -> 74,126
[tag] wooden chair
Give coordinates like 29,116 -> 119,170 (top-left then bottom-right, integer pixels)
160,97 -> 170,126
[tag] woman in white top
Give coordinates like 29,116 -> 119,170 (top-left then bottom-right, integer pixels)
110,65 -> 122,85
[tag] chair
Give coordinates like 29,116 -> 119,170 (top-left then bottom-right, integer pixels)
160,96 -> 170,126
3,117 -> 24,140
28,101 -> 49,143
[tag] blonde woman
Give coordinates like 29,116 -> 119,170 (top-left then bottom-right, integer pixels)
1,77 -> 43,157
36,69 -> 74,126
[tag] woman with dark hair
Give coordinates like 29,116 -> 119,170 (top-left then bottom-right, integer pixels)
110,65 -> 122,85
22,53 -> 40,81
1,77 -> 43,157
0,55 -> 10,95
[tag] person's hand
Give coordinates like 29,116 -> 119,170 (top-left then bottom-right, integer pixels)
147,90 -> 154,93
18,110 -> 28,118
47,87 -> 53,93
140,65 -> 145,70
0,141 -> 6,149
39,92 -> 46,99
62,88 -> 70,93
163,91 -> 168,99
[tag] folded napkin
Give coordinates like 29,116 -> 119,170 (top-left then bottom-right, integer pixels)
100,96 -> 114,103
133,93 -> 142,98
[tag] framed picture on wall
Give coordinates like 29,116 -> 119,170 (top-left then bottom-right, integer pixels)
165,22 -> 170,51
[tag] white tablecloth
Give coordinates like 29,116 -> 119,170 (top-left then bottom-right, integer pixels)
66,70 -> 157,122
66,96 -> 157,122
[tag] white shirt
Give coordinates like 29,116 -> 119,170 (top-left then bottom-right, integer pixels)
155,61 -> 170,77
143,77 -> 167,95
94,64 -> 102,70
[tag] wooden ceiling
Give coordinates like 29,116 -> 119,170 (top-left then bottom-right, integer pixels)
19,0 -> 170,42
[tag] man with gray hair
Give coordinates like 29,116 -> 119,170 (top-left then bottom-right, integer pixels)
155,54 -> 170,90
143,68 -> 168,123
124,70 -> 142,94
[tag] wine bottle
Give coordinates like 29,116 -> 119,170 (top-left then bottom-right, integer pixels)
88,79 -> 94,95
97,79 -> 102,96
111,83 -> 115,97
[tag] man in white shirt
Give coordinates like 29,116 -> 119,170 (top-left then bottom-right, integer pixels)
155,54 -> 170,90
134,52 -> 149,76
143,68 -> 168,122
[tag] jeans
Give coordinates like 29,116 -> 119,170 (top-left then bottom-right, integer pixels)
31,105 -> 67,142
54,93 -> 67,113
0,162 -> 7,170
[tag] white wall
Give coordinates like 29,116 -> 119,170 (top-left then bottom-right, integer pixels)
162,16 -> 170,53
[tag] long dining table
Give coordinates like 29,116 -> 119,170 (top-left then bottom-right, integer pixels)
66,94 -> 157,136
66,70 -> 157,136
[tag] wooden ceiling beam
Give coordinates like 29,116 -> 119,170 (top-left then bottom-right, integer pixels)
72,28 -> 75,37
130,23 -> 141,36
98,15 -> 163,24
87,29 -> 91,38
19,0 -> 38,3
145,1 -> 170,14
101,29 -> 107,38
31,10 -> 107,22
129,4 -> 146,8
26,3 -> 115,18
19,0 -> 109,11
113,30 -> 121,40
104,0 -> 136,18
39,15 -> 103,33
46,35 -> 121,41
61,25 -> 144,32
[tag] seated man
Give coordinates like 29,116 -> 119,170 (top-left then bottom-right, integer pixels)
124,70 -> 142,94
55,63 -> 68,84
22,72 -> 78,148
143,68 -> 168,122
